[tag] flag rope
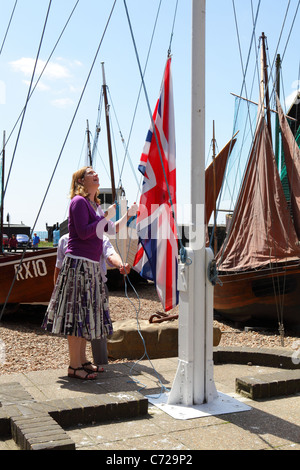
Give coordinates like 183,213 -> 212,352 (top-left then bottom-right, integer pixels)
123,0 -> 188,265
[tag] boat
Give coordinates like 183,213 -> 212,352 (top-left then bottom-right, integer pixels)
0,248 -> 57,305
213,33 -> 300,327
0,131 -> 57,313
0,60 -> 138,316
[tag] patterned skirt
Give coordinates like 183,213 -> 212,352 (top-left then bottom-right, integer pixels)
42,256 -> 113,340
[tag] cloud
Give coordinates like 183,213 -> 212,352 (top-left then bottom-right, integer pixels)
285,89 -> 300,110
51,98 -> 74,108
10,57 -> 71,80
23,79 -> 50,91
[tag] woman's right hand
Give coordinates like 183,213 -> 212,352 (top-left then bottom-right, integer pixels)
105,204 -> 116,220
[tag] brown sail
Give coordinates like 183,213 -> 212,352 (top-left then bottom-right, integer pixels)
205,135 -> 237,224
216,117 -> 300,272
276,94 -> 300,238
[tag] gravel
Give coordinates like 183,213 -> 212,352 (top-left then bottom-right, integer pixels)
0,281 -> 299,375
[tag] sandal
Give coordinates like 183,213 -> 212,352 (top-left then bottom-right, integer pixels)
82,361 -> 105,373
68,366 -> 97,381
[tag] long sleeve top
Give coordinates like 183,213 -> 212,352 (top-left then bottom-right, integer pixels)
65,195 -> 115,263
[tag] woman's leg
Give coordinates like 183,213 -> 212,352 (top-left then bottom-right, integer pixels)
67,336 -> 96,379
79,337 -> 105,373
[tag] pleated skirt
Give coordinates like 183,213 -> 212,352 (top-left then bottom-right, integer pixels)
42,256 -> 113,340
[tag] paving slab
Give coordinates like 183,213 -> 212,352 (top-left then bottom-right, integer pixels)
0,350 -> 300,450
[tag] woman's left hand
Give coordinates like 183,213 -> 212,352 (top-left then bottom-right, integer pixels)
119,263 -> 131,275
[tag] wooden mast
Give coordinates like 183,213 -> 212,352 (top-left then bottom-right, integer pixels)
212,121 -> 217,255
0,132 -> 5,254
275,54 -> 281,167
261,33 -> 272,142
101,62 -> 116,202
86,119 -> 92,167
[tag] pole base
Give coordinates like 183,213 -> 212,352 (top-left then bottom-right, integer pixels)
147,391 -> 251,420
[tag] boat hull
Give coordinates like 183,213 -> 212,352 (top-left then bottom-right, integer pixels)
214,263 -> 300,325
0,249 -> 57,305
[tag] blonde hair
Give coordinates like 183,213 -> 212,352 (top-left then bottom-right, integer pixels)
69,166 -> 100,203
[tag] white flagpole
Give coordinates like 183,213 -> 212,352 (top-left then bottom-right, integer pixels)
167,0 -> 217,406
148,0 -> 251,419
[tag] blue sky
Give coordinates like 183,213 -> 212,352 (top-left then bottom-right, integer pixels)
0,0 -> 299,231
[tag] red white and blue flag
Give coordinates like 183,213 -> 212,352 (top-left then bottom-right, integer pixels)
133,57 -> 178,312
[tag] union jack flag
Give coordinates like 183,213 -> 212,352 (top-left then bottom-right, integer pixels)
133,57 -> 178,312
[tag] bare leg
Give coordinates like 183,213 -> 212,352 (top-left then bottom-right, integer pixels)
67,336 -> 96,379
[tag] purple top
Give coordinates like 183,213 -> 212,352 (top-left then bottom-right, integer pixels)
65,195 -> 114,262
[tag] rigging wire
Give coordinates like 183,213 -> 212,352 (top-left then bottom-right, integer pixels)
1,0 -> 80,161
214,0 -> 262,257
4,0 -> 53,197
107,88 -> 141,189
216,0 -> 300,340
123,0 -> 184,259
167,0 -> 179,56
0,0 -> 117,322
118,0 -> 163,192
255,1 -> 300,334
0,0 -> 18,56
110,0 -> 180,394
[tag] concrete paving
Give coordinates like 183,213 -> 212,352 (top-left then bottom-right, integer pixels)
1,354 -> 300,451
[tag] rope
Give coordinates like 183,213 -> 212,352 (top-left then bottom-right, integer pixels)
216,1 -> 300,342
4,0 -> 53,197
124,274 -> 170,395
1,0 -> 80,161
213,0 -> 262,256
0,0 -> 117,322
167,0 -> 179,56
118,0 -> 163,191
109,0 -> 181,395
0,0 -> 18,56
123,0 -> 187,264
107,88 -> 141,189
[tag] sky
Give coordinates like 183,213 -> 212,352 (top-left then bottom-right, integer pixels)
0,0 -> 299,232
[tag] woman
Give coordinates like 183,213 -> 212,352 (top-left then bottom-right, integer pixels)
43,166 -> 137,380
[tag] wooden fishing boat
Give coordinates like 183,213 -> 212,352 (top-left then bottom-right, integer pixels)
213,33 -> 300,326
214,262 -> 300,324
0,131 -> 57,312
0,248 -> 57,305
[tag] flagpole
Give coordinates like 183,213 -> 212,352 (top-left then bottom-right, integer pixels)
149,0 -> 251,418
167,0 -> 218,406
190,0 -> 207,403
0,132 -> 5,254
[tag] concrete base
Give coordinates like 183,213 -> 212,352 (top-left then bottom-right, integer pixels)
147,391 -> 251,420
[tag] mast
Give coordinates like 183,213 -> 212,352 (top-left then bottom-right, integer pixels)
86,119 -> 92,167
275,54 -> 281,167
101,62 -> 116,202
0,132 -> 5,254
260,33 -> 272,143
212,121 -> 217,255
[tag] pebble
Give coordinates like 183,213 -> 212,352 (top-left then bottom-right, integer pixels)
0,283 -> 299,375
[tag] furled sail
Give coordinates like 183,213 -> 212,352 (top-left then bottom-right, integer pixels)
276,94 -> 300,239
217,116 -> 300,272
205,135 -> 237,225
